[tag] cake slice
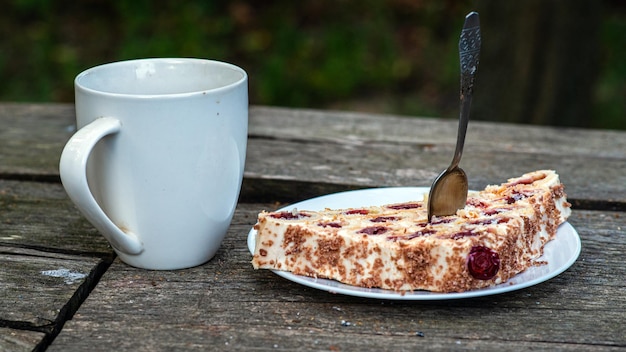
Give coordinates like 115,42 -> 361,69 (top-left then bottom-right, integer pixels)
251,170 -> 571,293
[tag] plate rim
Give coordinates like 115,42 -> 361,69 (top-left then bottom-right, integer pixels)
247,186 -> 581,300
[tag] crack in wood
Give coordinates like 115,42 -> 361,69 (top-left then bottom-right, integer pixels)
0,173 -> 61,184
568,199 -> 626,212
240,178 -> 626,212
2,173 -> 623,212
12,256 -> 116,351
0,243 -> 115,260
34,256 -> 114,351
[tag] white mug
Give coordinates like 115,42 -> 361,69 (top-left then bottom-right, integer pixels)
60,58 -> 248,270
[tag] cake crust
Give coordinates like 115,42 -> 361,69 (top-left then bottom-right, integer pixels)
251,170 -> 571,293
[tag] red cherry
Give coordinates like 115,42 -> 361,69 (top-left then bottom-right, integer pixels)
429,218 -> 454,225
467,246 -> 500,280
469,217 -> 510,226
270,211 -> 310,220
466,198 -> 489,208
345,209 -> 369,215
406,229 -> 436,239
358,226 -> 388,235
387,203 -> 421,210
370,216 -> 399,223
318,222 -> 342,228
451,230 -> 477,240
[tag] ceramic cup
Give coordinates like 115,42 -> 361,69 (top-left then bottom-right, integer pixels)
60,58 -> 248,270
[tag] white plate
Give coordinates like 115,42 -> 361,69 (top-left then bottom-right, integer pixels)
247,187 -> 581,300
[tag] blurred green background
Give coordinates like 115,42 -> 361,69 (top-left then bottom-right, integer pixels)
1,0 -> 624,130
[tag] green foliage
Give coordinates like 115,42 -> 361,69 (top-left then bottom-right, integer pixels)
593,13 -> 626,130
0,0 -> 623,130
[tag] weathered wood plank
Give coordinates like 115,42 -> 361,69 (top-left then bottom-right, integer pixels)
0,251 -> 112,352
1,104 -> 625,206
0,180 -> 113,255
242,137 -> 626,207
50,321 -> 624,352
0,103 -> 75,178
0,179 -> 114,350
0,327 -> 45,352
2,104 -> 624,351
0,248 -> 103,326
247,107 -> 626,205
249,106 -> 626,159
49,207 -> 626,351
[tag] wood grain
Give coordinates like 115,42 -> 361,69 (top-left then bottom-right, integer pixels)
0,104 -> 624,351
0,103 -> 74,178
0,328 -> 45,352
0,176 -> 113,350
1,104 -> 625,206
49,207 -> 626,351
0,180 -> 113,255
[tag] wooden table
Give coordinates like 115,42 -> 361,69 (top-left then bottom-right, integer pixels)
1,103 -> 625,351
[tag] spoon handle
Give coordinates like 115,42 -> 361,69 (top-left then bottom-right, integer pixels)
450,12 -> 481,169
460,12 -> 481,98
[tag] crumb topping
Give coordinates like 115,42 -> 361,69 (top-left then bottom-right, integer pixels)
252,170 -> 570,293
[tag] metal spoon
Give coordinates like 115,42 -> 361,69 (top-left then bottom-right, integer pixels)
427,12 -> 481,222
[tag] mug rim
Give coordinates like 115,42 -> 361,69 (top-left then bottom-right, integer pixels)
74,58 -> 248,99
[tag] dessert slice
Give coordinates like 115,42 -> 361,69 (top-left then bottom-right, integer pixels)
251,170 -> 571,293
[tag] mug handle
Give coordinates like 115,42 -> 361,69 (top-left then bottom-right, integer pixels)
59,117 -> 143,255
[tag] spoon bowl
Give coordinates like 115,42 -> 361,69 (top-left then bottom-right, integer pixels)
428,166 -> 468,219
